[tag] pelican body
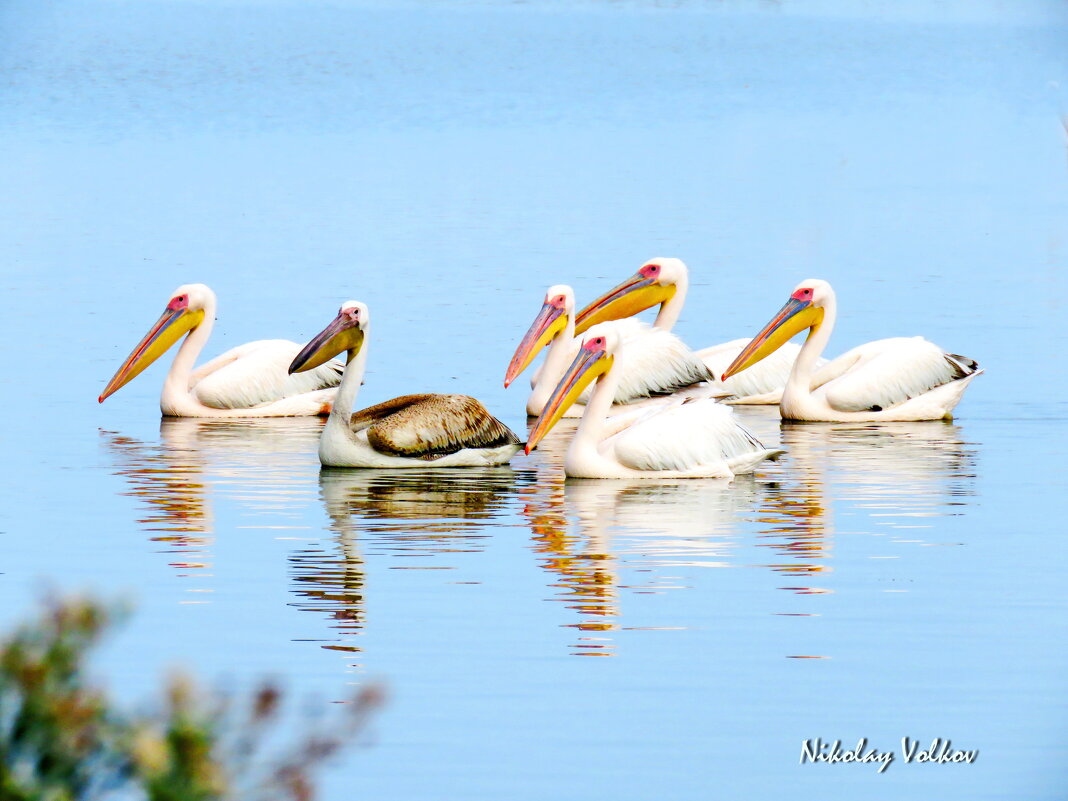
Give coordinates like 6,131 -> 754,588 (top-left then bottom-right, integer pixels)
574,258 -> 818,404
99,284 -> 343,417
526,329 -> 782,479
505,285 -> 717,417
289,302 -> 522,468
722,279 -> 982,422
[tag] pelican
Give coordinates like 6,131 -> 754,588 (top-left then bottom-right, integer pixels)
721,279 -> 982,422
574,258 -> 817,403
289,301 -> 522,467
525,329 -> 782,479
505,284 -> 718,417
99,284 -> 343,417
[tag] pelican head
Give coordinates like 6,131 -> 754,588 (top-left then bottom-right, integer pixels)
525,328 -> 618,454
289,301 -> 368,373
99,283 -> 212,403
574,257 -> 686,335
504,284 -> 574,388
721,279 -> 830,381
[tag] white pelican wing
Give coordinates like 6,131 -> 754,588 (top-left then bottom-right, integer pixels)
818,337 -> 977,413
611,400 -> 770,473
192,339 -> 343,409
350,394 -> 521,459
188,340 -> 272,387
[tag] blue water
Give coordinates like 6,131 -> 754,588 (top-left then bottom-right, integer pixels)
1,1 -> 1067,798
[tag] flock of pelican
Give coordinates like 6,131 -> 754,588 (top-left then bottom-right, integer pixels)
99,260 -> 982,479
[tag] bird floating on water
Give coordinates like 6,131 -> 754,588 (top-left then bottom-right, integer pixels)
99,284 -> 342,417
721,279 -> 982,422
525,328 -> 782,479
289,301 -> 522,467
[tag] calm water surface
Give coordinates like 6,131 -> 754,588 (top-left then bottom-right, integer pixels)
1,1 -> 1067,798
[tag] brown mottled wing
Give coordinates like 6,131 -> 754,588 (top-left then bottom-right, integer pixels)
352,394 -> 521,459
350,394 -> 436,431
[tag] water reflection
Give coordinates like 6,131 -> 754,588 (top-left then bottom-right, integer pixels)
100,418 -> 322,590
103,412 -> 978,660
156,418 -> 323,519
777,420 -> 977,523
561,478 -> 768,656
318,467 -> 529,546
521,414 -> 774,655
298,468 -> 532,663
756,420 -> 977,595
519,411 -> 977,655
519,419 -> 621,655
102,427 -> 214,579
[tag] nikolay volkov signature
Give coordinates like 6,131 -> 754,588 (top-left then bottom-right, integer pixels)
800,737 -> 978,773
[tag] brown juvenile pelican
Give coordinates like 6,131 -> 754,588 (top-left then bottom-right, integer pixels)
290,301 -> 522,467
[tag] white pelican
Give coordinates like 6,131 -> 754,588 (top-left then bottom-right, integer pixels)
525,329 -> 782,479
574,258 -> 816,404
289,301 -> 522,467
721,279 -> 982,422
504,284 -> 719,417
99,284 -> 343,417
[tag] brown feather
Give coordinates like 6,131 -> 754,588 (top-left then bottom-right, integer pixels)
350,394 -> 436,431
351,394 -> 520,459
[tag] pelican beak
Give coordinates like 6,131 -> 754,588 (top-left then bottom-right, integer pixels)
721,296 -> 824,381
504,301 -> 568,388
98,305 -> 205,402
525,340 -> 613,454
574,272 -> 676,335
290,311 -> 365,373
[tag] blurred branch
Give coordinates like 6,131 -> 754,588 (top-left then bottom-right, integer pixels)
0,596 -> 384,801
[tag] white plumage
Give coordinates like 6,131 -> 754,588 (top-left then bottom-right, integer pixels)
190,339 -> 342,411
610,400 -> 774,476
576,321 -> 718,406
724,279 -> 982,422
813,336 -> 969,413
100,284 -> 342,417
514,286 -> 719,418
527,328 -> 781,479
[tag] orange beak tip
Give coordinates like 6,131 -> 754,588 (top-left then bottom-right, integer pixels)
524,443 -> 534,455
504,378 -> 512,389
720,373 -> 728,382
97,395 -> 105,404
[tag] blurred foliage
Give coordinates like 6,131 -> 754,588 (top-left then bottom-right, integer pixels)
0,597 -> 383,801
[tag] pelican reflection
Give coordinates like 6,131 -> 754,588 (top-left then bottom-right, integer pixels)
100,418 -> 323,586
520,442 -> 771,655
319,467 -> 529,543
300,468 -> 530,662
101,427 -> 213,578
754,420 -> 976,593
